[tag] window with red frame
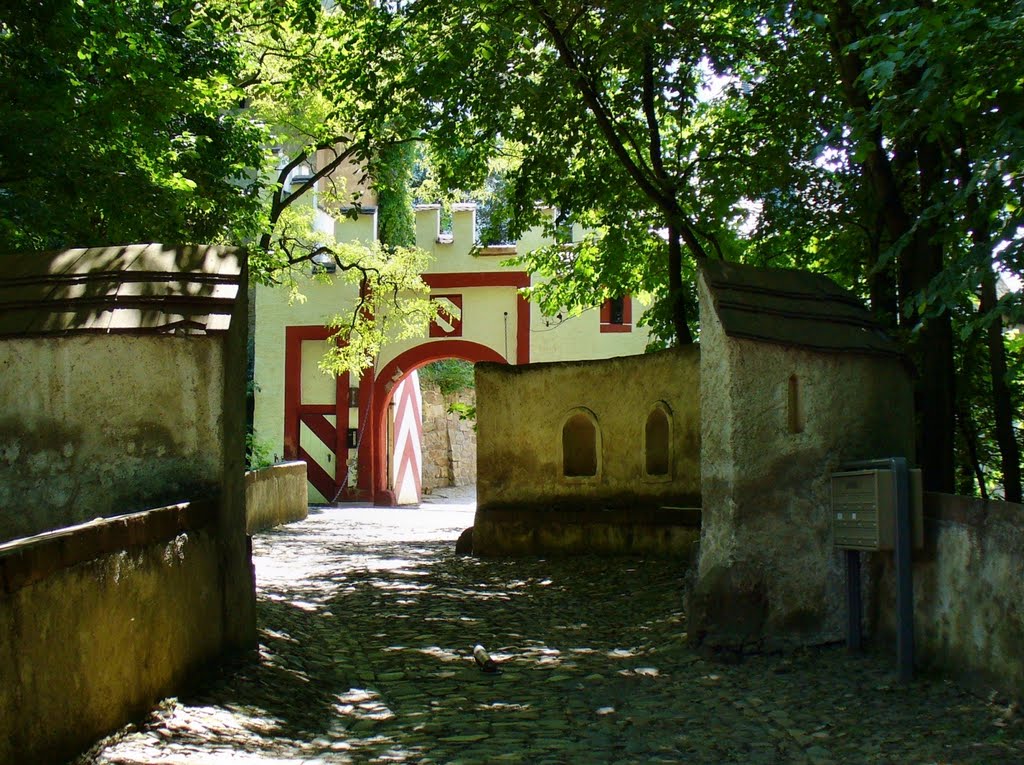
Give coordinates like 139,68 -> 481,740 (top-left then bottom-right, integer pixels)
599,295 -> 632,333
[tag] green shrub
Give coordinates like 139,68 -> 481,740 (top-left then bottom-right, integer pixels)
245,433 -> 275,471
418,359 -> 475,396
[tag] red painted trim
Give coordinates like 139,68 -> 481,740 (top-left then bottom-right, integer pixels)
429,293 -> 464,338
369,340 -> 508,505
284,335 -> 300,459
423,271 -> 530,289
296,404 -> 335,415
356,367 -> 376,499
599,294 -> 633,333
285,325 -> 335,341
285,325 -> 348,500
337,371 -> 349,496
299,446 -> 336,501
516,292 -> 530,364
299,412 -> 336,450
284,325 -> 334,459
375,340 -> 507,403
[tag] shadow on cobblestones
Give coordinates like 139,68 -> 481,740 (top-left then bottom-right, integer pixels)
79,505 -> 1024,764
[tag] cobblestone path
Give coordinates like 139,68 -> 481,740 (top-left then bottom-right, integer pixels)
81,499 -> 1024,764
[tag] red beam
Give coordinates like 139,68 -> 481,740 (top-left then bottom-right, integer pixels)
423,271 -> 530,289
298,412 -> 337,451
298,446 -> 335,501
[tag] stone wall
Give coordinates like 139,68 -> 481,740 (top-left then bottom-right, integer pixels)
420,383 -> 476,491
474,348 -> 701,556
0,335 -> 225,542
871,493 -> 1024,699
0,312 -> 256,761
691,272 -> 916,651
245,461 -> 309,534
0,501 -> 225,765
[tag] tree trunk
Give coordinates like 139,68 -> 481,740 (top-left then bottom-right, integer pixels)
826,2 -> 955,491
955,129 -> 1022,503
980,268 -> 1022,502
910,309 -> 957,492
902,138 -> 956,493
866,237 -> 898,327
956,399 -> 989,500
667,224 -> 693,345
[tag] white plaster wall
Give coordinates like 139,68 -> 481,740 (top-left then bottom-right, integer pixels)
376,286 -> 516,370
252,278 -> 357,462
529,298 -> 650,364
411,207 -> 508,273
254,204 -> 657,475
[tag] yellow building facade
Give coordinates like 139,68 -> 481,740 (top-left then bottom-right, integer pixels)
252,202 -> 651,505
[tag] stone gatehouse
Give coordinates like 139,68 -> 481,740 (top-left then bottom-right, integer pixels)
475,259 -> 915,652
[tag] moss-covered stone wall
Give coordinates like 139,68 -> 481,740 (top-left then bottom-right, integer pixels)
872,493 -> 1024,699
0,335 -> 225,542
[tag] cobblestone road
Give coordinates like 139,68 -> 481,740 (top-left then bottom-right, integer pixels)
80,492 -> 1024,764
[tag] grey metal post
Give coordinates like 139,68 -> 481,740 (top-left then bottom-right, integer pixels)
891,456 -> 914,682
845,549 -> 862,653
840,457 -> 914,681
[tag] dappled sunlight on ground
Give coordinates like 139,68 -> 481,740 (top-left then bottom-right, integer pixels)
80,498 -> 1024,764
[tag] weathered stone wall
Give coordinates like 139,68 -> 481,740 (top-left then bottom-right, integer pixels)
692,272 -> 915,651
420,383 -> 476,491
474,348 -> 701,556
0,335 -> 225,542
245,461 -> 309,533
0,502 -> 225,765
0,315 -> 256,760
871,493 -> 1024,699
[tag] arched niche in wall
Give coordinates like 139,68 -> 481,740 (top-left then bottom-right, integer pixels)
644,401 -> 673,479
561,407 -> 601,479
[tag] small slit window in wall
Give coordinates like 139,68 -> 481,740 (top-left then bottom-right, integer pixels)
562,408 -> 601,478
787,374 -> 805,434
600,295 -> 632,333
644,401 -> 672,479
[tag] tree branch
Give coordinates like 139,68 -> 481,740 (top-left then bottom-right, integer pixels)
642,44 -> 666,182
524,0 -> 707,262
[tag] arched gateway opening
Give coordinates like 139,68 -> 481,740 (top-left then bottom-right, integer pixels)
368,340 -> 506,506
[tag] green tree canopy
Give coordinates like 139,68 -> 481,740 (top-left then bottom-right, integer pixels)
0,0 -> 264,250
2,0 -> 1019,498
402,0 -> 1022,498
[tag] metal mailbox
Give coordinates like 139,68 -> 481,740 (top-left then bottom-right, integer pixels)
831,468 -> 923,551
